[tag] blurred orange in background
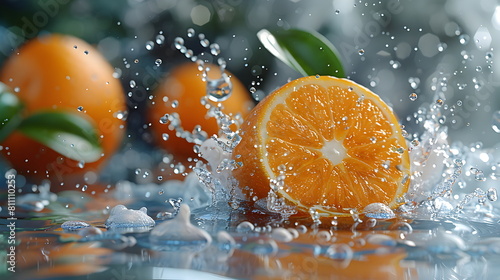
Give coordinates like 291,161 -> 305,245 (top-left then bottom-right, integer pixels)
0,34 -> 126,190
148,62 -> 253,173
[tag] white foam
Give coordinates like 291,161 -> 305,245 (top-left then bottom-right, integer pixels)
150,204 -> 212,247
105,205 -> 155,228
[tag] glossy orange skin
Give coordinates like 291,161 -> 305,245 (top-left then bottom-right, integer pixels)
148,62 -> 253,163
0,34 -> 126,188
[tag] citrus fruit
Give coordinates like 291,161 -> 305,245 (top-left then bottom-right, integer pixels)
148,62 -> 253,164
232,75 -> 410,217
0,34 -> 126,187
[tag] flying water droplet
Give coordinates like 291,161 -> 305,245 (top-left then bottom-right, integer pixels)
145,41 -> 154,51
459,34 -> 470,45
210,43 -> 221,56
487,188 -> 498,201
156,34 -> 165,45
491,111 -> 500,133
174,37 -> 184,49
206,72 -> 233,102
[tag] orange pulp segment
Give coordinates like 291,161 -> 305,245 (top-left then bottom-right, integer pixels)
232,75 -> 410,217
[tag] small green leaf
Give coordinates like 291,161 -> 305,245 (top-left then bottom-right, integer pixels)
0,83 -> 24,142
257,28 -> 345,78
17,111 -> 103,163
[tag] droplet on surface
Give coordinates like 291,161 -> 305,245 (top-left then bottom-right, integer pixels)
61,221 -> 90,230
270,227 -> 294,242
491,111 -> 500,133
236,221 -> 255,233
363,203 -> 395,219
409,93 -> 418,101
145,41 -> 154,51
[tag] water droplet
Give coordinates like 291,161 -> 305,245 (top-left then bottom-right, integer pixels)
459,34 -> 470,45
437,42 -> 447,52
487,188 -> 498,201
155,58 -> 162,66
156,34 -> 165,45
476,66 -> 482,72
112,68 -> 122,78
113,111 -> 128,120
325,243 -> 353,265
78,161 -> 85,168
363,203 -> 395,219
389,60 -> 401,69
61,221 -> 90,230
270,228 -> 294,242
436,99 -> 444,106
81,185 -> 88,192
187,28 -> 195,37
409,92 -> 418,101
358,49 -> 365,55
77,106 -> 84,112
84,50 -> 89,55
135,168 -> 141,175
486,52 -> 494,60
210,43 -> 221,56
335,9 -> 340,14
236,221 -> 254,233
492,111 -> 500,133
206,73 -> 233,102
199,33 -> 209,47
162,133 -> 169,141
174,37 -> 184,49
145,41 -> 154,51
129,80 -> 136,88
408,77 -> 420,89
171,100 -> 179,108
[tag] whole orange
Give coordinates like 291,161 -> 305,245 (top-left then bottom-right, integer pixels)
148,62 -> 253,165
232,76 -> 410,219
0,34 -> 126,188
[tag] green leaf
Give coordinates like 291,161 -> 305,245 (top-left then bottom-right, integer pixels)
0,83 -> 24,142
257,28 -> 345,78
17,111 -> 103,163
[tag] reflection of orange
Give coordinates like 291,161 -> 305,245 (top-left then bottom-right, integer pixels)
15,235 -> 112,279
233,232 -> 414,280
233,76 -> 410,218
148,62 -> 253,165
0,34 -> 126,189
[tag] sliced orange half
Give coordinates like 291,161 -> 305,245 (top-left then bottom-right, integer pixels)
232,75 -> 410,217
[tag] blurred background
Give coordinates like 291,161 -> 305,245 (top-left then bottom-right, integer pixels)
0,0 -> 499,187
